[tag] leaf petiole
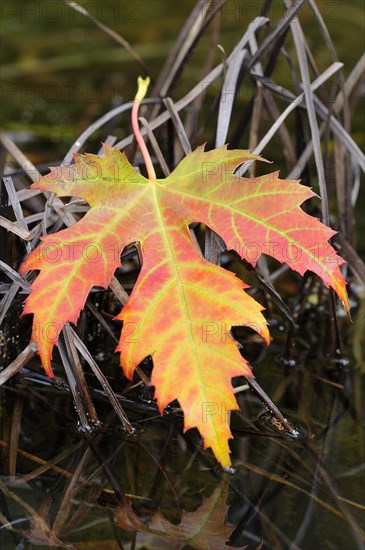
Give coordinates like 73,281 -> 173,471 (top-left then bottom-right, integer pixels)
131,76 -> 156,180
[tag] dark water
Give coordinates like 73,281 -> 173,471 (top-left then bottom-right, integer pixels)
1,1 -> 364,548
1,282 -> 364,549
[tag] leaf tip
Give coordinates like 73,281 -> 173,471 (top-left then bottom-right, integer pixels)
38,346 -> 55,378
209,440 -> 232,469
262,323 -> 271,345
339,284 -> 350,315
257,154 -> 273,164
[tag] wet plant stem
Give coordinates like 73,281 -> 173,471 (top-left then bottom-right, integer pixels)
245,376 -> 299,436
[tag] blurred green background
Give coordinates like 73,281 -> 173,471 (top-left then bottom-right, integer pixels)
1,0 -> 364,162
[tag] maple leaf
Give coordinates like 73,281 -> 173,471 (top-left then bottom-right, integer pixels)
19,143 -> 348,467
115,482 -> 243,550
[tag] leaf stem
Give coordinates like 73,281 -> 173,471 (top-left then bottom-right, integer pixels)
132,77 -> 156,180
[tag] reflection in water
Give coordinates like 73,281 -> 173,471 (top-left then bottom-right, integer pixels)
116,481 -> 234,549
255,411 -> 305,440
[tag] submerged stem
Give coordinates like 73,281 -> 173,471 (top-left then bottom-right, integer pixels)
132,77 -> 156,180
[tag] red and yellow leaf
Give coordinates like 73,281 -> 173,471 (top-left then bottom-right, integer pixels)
20,144 -> 348,466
